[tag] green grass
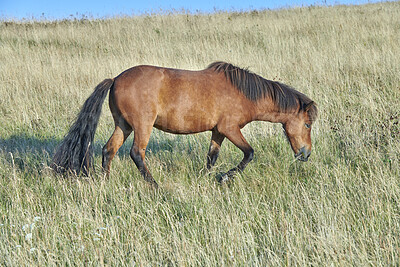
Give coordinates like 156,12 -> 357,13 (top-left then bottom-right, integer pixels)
1,2 -> 400,265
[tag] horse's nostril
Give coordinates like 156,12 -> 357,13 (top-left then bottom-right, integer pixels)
296,146 -> 311,161
304,149 -> 311,159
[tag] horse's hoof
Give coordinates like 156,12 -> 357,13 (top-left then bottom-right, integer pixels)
217,172 -> 233,184
150,181 -> 159,189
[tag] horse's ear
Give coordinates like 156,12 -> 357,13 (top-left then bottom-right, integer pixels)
303,101 -> 314,112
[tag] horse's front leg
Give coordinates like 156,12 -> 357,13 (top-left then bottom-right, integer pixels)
218,127 -> 254,183
206,128 -> 225,170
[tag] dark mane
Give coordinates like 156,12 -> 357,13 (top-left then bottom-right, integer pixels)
207,62 -> 318,121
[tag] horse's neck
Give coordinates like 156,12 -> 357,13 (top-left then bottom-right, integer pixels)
254,99 -> 295,124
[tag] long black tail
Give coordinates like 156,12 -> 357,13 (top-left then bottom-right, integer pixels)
51,79 -> 114,175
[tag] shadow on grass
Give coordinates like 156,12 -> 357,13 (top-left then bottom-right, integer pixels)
0,132 -> 199,173
0,133 -> 59,155
0,133 -> 60,173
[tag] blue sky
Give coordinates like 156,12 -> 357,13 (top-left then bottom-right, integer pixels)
0,0 -> 385,20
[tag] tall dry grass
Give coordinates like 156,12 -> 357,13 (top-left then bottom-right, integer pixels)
0,2 -> 399,265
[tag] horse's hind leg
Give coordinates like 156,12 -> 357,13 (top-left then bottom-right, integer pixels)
102,125 -> 132,176
130,125 -> 158,188
206,128 -> 225,170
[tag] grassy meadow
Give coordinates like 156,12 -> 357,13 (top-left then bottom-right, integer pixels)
1,2 -> 400,265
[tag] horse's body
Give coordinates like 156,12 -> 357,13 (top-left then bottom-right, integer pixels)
52,62 -> 317,187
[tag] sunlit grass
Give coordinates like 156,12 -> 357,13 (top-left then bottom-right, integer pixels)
1,2 -> 400,265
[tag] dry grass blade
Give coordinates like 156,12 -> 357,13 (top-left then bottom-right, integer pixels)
0,2 -> 399,266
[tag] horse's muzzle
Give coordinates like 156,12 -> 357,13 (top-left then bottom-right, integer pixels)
295,146 -> 311,162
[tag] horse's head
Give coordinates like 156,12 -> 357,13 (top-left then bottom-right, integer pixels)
283,101 -> 317,162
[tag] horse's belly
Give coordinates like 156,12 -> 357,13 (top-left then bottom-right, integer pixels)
153,112 -> 216,134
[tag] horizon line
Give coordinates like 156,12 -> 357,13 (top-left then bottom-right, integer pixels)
0,1 -> 387,23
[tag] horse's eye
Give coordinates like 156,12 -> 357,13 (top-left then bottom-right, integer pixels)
305,123 -> 311,129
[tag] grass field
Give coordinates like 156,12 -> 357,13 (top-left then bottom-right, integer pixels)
1,2 -> 400,265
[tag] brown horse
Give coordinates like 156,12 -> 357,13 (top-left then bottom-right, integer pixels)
52,62 -> 317,187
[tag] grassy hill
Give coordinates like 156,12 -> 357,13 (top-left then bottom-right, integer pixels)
0,2 -> 399,265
